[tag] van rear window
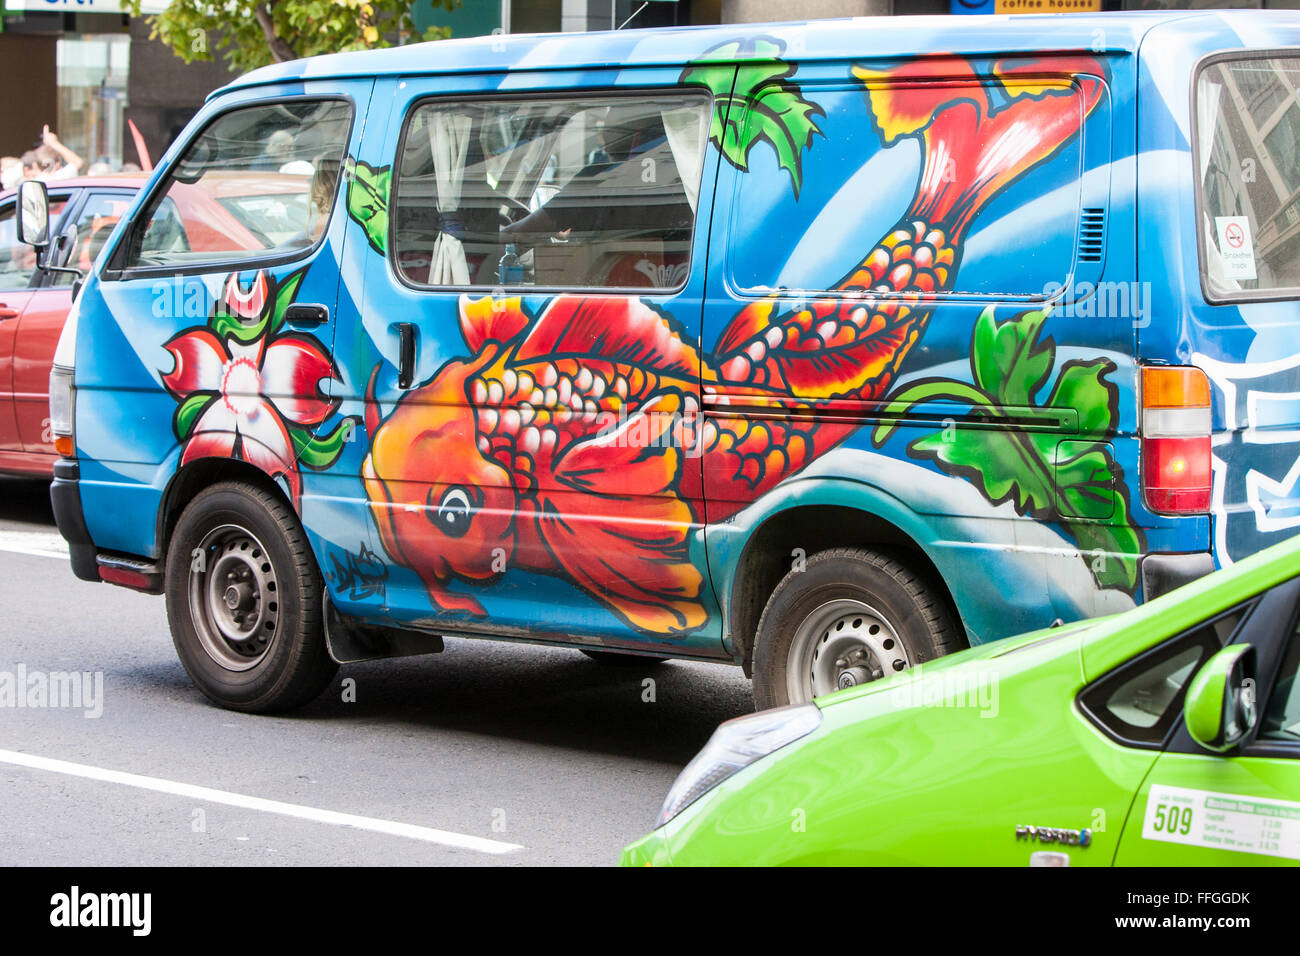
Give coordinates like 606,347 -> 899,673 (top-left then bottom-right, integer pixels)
1196,55 -> 1300,299
391,93 -> 709,291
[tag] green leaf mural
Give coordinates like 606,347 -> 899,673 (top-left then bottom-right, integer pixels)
173,391 -> 214,441
289,417 -> 358,471
680,38 -> 824,198
346,157 -> 391,256
872,307 -> 1144,593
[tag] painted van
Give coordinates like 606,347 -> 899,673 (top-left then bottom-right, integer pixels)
34,12 -> 1300,712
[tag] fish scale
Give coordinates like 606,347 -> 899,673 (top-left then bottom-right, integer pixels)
471,355 -> 680,492
715,219 -> 955,397
701,218 -> 954,494
467,219 -> 957,496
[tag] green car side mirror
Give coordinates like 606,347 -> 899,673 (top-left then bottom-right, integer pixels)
1184,644 -> 1257,753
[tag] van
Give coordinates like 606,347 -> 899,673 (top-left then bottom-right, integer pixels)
28,11 -> 1300,712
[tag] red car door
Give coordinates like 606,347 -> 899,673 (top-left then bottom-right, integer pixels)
14,190 -> 131,456
0,291 -> 34,456
0,196 -> 41,458
13,285 -> 71,456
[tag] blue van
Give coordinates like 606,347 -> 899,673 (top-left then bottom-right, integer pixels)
23,11 -> 1300,711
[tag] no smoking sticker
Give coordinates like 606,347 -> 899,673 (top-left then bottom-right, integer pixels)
1215,215 -> 1257,281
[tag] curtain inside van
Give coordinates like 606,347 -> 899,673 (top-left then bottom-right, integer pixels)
1196,82 -> 1233,290
660,105 -> 706,214
427,111 -> 473,286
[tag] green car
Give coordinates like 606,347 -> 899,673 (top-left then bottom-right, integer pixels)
622,534 -> 1300,866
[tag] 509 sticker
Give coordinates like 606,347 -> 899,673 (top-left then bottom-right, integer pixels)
1142,784 -> 1300,862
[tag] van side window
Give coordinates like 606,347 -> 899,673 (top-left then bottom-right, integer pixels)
727,78 -> 1087,298
391,93 -> 709,290
121,99 -> 353,271
1196,56 -> 1300,298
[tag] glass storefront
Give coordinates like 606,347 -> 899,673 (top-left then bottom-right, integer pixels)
57,34 -> 130,170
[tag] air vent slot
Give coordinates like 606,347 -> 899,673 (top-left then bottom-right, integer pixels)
1079,208 -> 1105,264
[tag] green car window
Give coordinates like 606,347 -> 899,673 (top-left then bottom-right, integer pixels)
1105,645 -> 1205,731
1080,606 -> 1248,747
1261,614 -> 1300,742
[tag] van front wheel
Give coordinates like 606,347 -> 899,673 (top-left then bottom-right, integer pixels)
165,482 -> 337,713
752,548 -> 960,710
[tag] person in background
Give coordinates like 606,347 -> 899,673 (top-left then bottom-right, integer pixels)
24,127 -> 84,183
0,156 -> 21,191
19,151 -> 40,182
308,159 -> 340,242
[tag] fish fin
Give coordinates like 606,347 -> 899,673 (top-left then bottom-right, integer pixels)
515,296 -> 702,379
852,58 -> 982,146
854,55 -> 1105,239
414,569 -> 488,616
713,298 -> 919,399
715,299 -> 777,359
459,294 -> 530,352
780,320 -> 917,399
541,391 -> 707,634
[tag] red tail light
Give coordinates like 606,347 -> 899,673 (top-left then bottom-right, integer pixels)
1142,367 -> 1211,514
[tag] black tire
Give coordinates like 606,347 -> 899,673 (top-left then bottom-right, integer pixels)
580,649 -> 668,667
164,481 -> 337,713
752,547 -> 961,711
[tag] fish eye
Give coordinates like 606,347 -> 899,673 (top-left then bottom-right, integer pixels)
432,486 -> 474,538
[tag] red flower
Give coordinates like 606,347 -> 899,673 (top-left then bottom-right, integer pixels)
162,273 -> 339,502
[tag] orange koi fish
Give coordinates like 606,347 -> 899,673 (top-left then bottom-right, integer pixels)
363,55 -> 1105,634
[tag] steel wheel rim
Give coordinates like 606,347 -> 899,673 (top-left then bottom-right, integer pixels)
188,523 -> 280,672
786,599 -> 912,704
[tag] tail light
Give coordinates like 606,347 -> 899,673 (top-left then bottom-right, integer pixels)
1142,366 -> 1211,514
49,365 -> 75,459
49,292 -> 80,459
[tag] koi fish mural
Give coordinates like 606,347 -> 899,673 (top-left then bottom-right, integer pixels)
361,53 -> 1107,634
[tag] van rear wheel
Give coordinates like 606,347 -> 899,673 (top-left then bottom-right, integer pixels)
752,547 -> 960,710
165,482 -> 337,713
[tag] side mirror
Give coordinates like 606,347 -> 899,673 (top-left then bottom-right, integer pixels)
1184,644 -> 1257,753
17,179 -> 50,248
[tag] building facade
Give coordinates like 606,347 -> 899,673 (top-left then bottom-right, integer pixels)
0,0 -> 231,169
2,0 -> 1298,168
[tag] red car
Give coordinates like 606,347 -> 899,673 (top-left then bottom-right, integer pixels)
0,173 -> 311,477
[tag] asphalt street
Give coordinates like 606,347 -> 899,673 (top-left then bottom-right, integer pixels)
0,476 -> 754,866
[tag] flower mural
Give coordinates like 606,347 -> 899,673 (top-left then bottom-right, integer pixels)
161,269 -> 357,505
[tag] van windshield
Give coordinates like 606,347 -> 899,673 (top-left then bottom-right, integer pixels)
121,100 -> 352,271
1196,55 -> 1300,298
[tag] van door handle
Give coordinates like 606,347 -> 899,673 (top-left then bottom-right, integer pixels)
397,322 -> 417,389
284,303 -> 329,328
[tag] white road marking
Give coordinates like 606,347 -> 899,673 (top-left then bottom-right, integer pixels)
0,748 -> 524,855
0,530 -> 69,560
